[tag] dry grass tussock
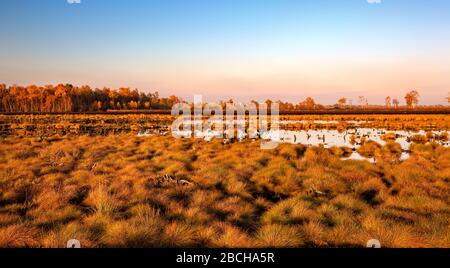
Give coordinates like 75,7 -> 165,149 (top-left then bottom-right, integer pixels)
0,134 -> 448,248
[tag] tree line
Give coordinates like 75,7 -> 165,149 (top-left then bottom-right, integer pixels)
0,84 -> 447,113
334,90 -> 422,109
0,84 -> 180,113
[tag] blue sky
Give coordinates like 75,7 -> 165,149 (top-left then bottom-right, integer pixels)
1,0 -> 449,104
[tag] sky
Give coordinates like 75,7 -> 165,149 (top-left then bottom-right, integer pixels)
0,0 -> 449,104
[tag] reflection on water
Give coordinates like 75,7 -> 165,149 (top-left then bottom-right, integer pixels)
165,122 -> 449,162
261,128 -> 448,161
278,120 -> 371,126
345,150 -> 411,163
346,152 -> 375,162
260,129 -> 449,149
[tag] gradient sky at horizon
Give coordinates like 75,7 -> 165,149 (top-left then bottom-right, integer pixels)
1,0 -> 449,104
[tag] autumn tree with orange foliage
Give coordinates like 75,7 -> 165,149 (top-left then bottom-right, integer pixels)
299,97 -> 319,109
0,84 -> 181,112
405,90 -> 420,108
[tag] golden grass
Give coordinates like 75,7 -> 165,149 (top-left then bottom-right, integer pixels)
0,134 -> 448,248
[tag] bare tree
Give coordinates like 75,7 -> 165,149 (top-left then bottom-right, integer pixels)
392,98 -> 399,108
385,96 -> 392,108
358,96 -> 368,107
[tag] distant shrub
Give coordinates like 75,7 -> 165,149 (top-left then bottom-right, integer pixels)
357,140 -> 382,158
378,142 -> 403,163
439,132 -> 448,141
410,134 -> 428,144
330,146 -> 352,157
381,133 -> 396,142
278,144 -> 306,160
